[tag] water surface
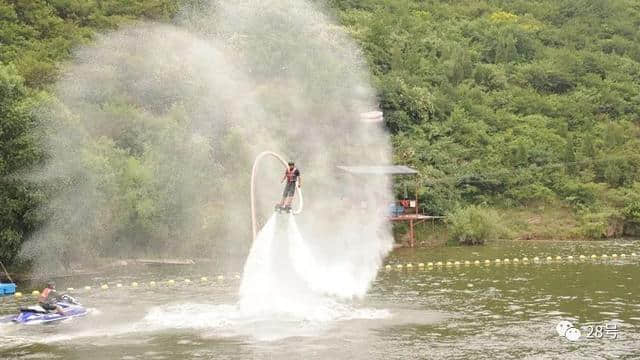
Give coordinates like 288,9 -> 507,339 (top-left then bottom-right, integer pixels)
1,240 -> 638,359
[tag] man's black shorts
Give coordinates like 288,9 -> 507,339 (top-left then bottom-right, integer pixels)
41,302 -> 57,311
283,182 -> 296,197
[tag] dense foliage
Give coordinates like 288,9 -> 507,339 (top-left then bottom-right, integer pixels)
0,0 -> 180,266
2,0 -> 640,266
331,0 -> 640,237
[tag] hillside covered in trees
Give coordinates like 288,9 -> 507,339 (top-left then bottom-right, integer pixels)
334,0 -> 640,240
2,0 -> 640,267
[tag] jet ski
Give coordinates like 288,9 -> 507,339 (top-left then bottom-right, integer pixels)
0,294 -> 88,324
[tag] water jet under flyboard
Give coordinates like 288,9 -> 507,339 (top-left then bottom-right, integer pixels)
241,151 -> 319,315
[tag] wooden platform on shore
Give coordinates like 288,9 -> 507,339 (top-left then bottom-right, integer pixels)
389,214 -> 445,221
389,214 -> 445,247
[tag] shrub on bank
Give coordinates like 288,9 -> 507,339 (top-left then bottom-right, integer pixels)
578,209 -> 624,239
447,205 -> 503,245
622,200 -> 640,236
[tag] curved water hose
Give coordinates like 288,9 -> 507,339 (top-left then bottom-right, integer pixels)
250,151 -> 304,240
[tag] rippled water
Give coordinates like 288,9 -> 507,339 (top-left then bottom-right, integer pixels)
1,240 -> 639,359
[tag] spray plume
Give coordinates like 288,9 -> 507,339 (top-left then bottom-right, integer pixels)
22,0 -> 393,300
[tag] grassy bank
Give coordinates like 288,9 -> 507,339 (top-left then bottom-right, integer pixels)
398,203 -> 638,247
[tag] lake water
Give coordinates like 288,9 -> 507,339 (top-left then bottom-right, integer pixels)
1,240 -> 638,359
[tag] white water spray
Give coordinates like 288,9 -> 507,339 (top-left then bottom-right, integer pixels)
239,214 -> 325,316
24,0 -> 393,311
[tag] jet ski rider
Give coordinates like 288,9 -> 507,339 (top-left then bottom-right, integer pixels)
38,281 -> 65,315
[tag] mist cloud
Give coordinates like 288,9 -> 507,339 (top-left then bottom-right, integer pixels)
22,0 -> 392,295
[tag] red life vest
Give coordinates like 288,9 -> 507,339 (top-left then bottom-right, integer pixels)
39,288 -> 52,303
285,167 -> 298,183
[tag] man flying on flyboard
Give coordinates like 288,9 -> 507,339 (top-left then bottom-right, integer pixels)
275,161 -> 301,213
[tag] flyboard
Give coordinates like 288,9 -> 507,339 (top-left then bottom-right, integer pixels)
274,186 -> 303,214
274,204 -> 292,213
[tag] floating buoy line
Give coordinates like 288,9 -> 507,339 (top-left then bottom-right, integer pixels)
9,274 -> 240,299
383,252 -> 639,272
4,253 -> 638,299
